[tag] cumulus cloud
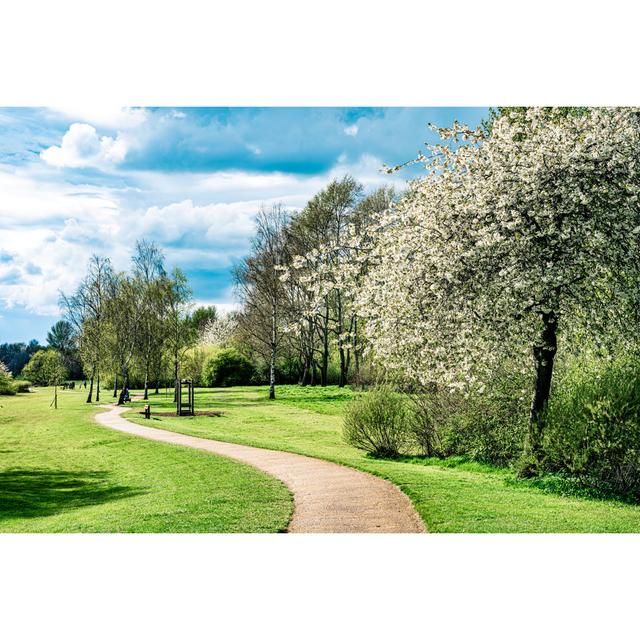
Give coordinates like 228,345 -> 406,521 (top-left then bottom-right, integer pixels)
48,107 -> 147,130
134,199 -> 257,253
344,124 -> 359,137
40,123 -> 128,169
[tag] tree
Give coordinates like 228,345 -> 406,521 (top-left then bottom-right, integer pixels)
188,305 -> 218,334
60,255 -> 113,402
46,320 -> 81,378
105,273 -> 144,405
162,267 -> 195,402
22,350 -> 68,408
200,312 -> 238,348
283,176 -> 365,387
0,360 -> 15,395
46,320 -> 75,354
357,108 -> 640,472
234,203 -> 290,399
0,340 -> 42,377
132,239 -> 167,400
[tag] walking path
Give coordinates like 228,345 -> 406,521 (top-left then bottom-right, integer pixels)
95,400 -> 425,533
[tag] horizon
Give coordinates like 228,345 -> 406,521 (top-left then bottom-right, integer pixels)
0,106 -> 488,343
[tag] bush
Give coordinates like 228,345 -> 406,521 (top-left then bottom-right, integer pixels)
402,371 -> 529,466
13,380 -> 32,393
202,348 -> 255,387
343,385 -> 412,457
543,355 -> 640,500
438,389 -> 529,467
0,360 -> 16,395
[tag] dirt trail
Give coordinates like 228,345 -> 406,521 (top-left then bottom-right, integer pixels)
95,400 -> 425,533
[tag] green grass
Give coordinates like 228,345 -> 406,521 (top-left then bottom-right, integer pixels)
0,387 -> 292,532
128,385 -> 640,532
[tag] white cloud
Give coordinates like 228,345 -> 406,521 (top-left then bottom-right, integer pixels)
344,124 -> 359,137
48,107 -> 147,130
193,299 -> 241,315
0,164 -> 119,226
0,152 -> 407,317
40,123 -> 128,169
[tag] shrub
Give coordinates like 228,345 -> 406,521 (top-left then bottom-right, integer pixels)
202,348 -> 255,387
402,370 -> 529,466
13,380 -> 32,393
343,385 -> 412,457
402,383 -> 452,457
438,389 -> 529,467
543,355 -> 640,500
0,360 -> 16,395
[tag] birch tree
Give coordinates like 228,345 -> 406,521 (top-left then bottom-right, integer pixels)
234,203 -> 289,399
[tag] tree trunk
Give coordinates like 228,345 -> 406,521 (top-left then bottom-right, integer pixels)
523,311 -> 558,475
354,318 -> 360,382
117,370 -> 129,406
338,346 -> 347,388
269,296 -> 276,400
299,354 -> 309,386
96,374 -> 100,403
143,370 -> 149,400
113,372 -> 118,398
173,357 -> 178,403
269,352 -> 276,400
155,375 -> 160,394
86,372 -> 94,403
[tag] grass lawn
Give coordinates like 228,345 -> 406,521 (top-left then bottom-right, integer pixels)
129,385 -> 640,533
0,387 -> 292,533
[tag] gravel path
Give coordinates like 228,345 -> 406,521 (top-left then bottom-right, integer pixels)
95,401 -> 426,533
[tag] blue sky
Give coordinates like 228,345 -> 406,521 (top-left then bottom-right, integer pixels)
0,106 -> 488,343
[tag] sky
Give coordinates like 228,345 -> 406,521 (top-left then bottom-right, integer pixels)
0,106 -> 488,343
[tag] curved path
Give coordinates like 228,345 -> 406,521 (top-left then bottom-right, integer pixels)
95,401 -> 425,533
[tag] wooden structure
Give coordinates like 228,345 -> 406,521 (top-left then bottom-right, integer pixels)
176,379 -> 195,416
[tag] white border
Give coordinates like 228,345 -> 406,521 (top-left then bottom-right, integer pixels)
2,1 -> 639,637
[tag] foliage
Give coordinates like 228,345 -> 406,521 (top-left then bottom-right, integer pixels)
200,312 -> 238,348
0,360 -> 16,395
202,348 -> 255,387
0,340 -> 42,377
188,305 -> 218,333
22,349 -> 68,386
12,380 -> 32,393
46,319 -> 76,354
543,354 -> 640,500
343,385 -> 412,457
402,368 -> 530,465
354,108 -> 640,461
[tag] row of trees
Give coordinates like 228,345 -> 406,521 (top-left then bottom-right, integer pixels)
60,241 -> 215,405
237,107 -> 640,475
233,177 -> 395,398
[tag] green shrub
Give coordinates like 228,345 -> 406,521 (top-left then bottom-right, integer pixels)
0,360 -> 16,395
343,385 -> 412,457
439,390 -> 529,467
202,348 -> 255,387
543,355 -> 640,500
12,380 -> 32,393
403,371 -> 529,466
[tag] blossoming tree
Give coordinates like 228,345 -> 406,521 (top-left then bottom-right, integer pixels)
357,108 -> 640,469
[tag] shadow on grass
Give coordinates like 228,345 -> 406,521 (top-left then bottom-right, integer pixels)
0,469 -> 146,520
